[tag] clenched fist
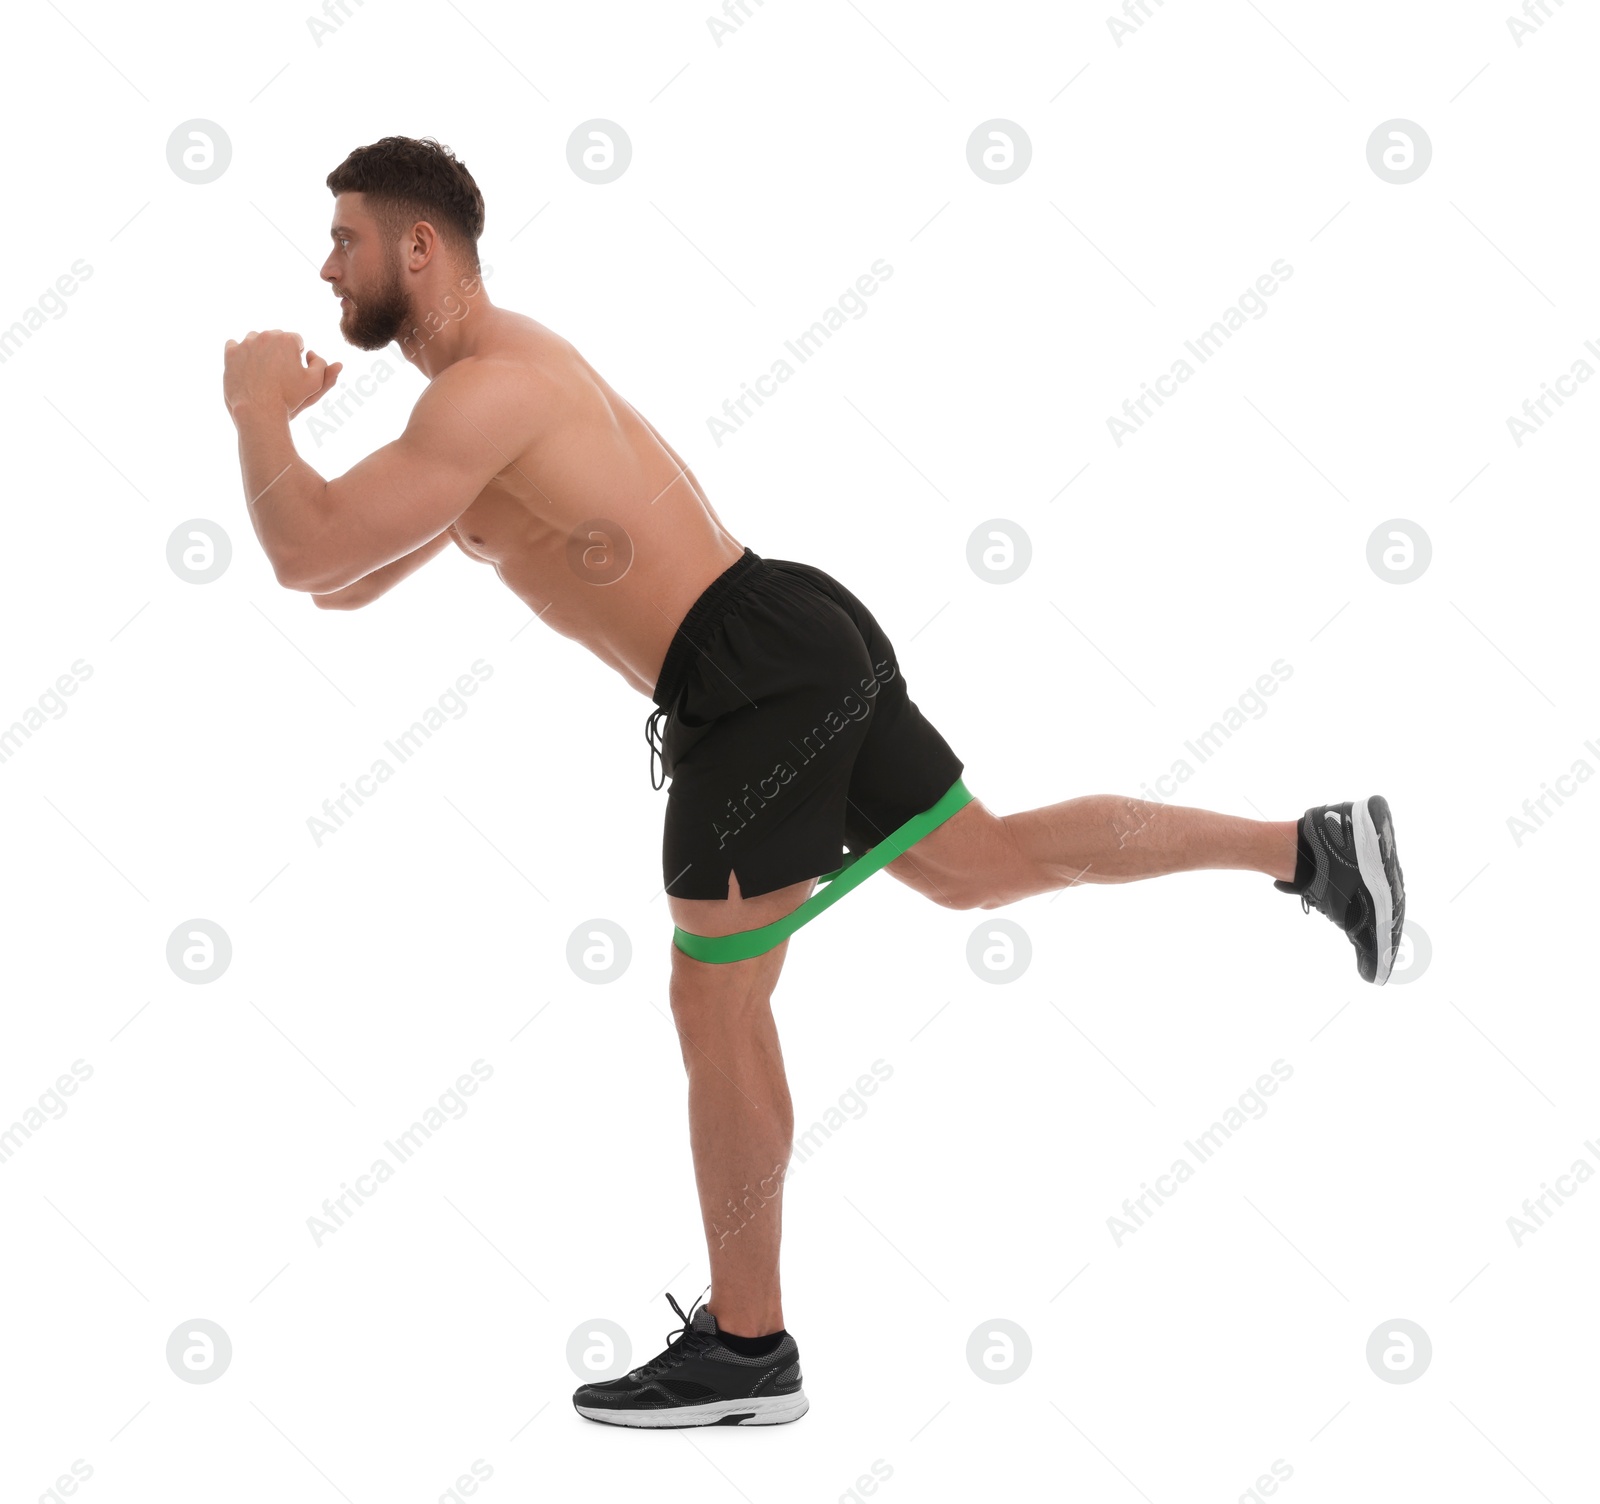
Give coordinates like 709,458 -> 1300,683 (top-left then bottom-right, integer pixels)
223,329 -> 343,420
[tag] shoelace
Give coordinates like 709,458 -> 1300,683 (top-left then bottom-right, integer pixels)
631,1290 -> 714,1379
1299,806 -> 1342,917
645,706 -> 670,791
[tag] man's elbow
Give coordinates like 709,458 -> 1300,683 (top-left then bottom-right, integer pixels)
270,551 -> 322,592
307,569 -> 375,609
274,551 -> 356,595
311,589 -> 370,610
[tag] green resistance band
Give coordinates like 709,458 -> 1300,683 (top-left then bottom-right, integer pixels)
672,776 -> 975,964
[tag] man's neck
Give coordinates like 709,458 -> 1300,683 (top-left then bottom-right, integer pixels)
396,277 -> 497,378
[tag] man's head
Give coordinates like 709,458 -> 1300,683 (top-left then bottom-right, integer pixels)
322,136 -> 486,351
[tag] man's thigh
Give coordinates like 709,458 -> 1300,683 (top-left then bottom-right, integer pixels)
662,658 -> 872,903
881,797 -> 1009,909
669,870 -> 818,935
667,875 -> 818,1026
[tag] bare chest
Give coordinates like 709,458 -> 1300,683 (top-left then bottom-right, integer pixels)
448,479 -> 556,564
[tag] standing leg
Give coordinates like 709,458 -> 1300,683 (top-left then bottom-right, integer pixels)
666,872 -> 813,1337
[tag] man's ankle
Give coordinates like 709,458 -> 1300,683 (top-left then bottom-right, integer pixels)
707,1305 -> 785,1340
712,1324 -> 790,1357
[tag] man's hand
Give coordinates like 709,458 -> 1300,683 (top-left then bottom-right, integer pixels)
223,330 -> 343,421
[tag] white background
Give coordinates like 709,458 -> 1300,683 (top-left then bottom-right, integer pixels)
2,1 -> 1596,1500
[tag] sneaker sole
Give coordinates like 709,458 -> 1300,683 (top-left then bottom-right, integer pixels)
1353,796 -> 1402,984
574,1391 -> 810,1429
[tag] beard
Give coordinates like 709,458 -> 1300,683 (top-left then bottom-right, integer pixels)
339,251 -> 412,351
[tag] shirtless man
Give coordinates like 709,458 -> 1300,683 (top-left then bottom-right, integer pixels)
223,136 -> 1407,1429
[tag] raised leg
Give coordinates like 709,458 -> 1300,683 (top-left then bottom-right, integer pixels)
665,871 -> 813,1338
884,792 -> 1300,909
1007,794 -> 1299,886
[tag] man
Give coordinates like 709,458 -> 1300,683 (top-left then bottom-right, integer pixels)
224,135 -> 1406,1429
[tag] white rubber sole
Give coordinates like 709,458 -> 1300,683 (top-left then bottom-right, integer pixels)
1352,797 -> 1399,984
575,1391 -> 810,1428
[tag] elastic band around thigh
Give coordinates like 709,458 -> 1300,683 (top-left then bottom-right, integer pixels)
671,777 -> 975,963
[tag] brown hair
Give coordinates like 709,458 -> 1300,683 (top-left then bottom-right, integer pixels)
326,136 -> 485,269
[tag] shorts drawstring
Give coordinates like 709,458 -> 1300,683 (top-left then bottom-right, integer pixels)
647,548 -> 763,794
646,705 -> 670,791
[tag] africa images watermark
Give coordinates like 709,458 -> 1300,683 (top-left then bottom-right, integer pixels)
0,1060 -> 94,1168
1106,259 -> 1295,447
306,0 -> 371,48
1506,0 -> 1575,47
0,258 -> 94,367
1105,0 -> 1174,47
306,1060 -> 493,1246
1505,1134 -> 1600,1246
299,266 -> 497,448
711,657 -> 897,850
837,1461 -> 893,1504
307,660 -> 493,846
0,658 -> 94,768
1504,335 -> 1600,447
434,1460 -> 493,1504
301,354 -> 400,448
1112,658 -> 1294,847
1240,1461 -> 1294,1504
1107,1059 -> 1294,1246
706,0 -> 777,46
706,258 -> 894,447
1504,736 -> 1600,846
712,1161 -> 787,1250
787,1059 -> 894,1176
32,1459 -> 93,1504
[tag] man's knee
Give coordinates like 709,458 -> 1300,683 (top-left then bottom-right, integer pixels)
667,948 -> 785,1091
923,877 -> 1020,911
668,943 -> 779,1018
920,878 -> 987,911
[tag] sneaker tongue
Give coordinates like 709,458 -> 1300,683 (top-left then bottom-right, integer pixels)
689,1304 -> 718,1334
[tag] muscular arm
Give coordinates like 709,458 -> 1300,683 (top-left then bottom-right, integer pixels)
231,356 -> 544,594
310,530 -> 455,609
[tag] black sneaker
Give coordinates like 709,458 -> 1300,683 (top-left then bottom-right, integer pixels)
572,1293 -> 808,1428
1276,796 -> 1406,984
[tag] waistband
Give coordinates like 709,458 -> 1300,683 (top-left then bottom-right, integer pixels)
650,546 -> 765,711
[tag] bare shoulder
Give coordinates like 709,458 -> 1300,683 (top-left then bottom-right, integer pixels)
430,316 -> 581,404
408,355 -> 561,456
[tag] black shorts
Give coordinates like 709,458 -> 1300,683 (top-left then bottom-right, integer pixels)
647,548 -> 965,901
